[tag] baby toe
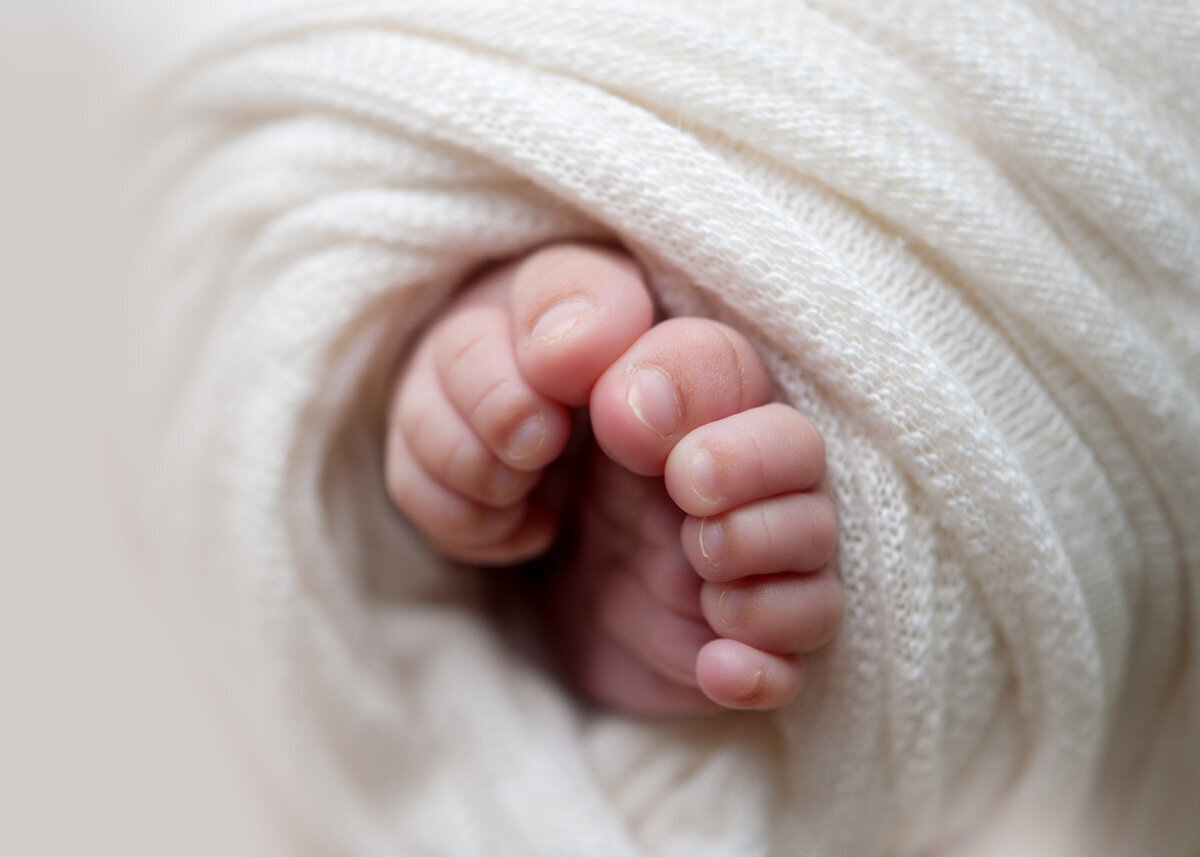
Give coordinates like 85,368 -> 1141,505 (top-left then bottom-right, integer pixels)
394,350 -> 538,508
589,317 -> 771,477
434,301 -> 571,471
680,492 -> 838,583
665,402 -> 826,518
512,242 -> 655,407
385,427 -> 557,564
699,568 -> 844,655
695,638 -> 806,711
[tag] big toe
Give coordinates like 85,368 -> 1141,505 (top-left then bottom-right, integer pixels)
512,243 -> 655,407
589,317 -> 771,477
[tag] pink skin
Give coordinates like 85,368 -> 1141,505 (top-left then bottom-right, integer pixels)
386,243 -> 842,716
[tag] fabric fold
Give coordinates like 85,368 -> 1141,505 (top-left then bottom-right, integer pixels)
117,2 -> 1200,854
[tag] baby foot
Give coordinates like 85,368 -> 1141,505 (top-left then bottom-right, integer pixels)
385,243 -> 841,717
557,319 -> 842,715
385,244 -> 653,565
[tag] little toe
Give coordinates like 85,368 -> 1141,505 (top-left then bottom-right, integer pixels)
695,638 -> 806,711
434,300 -> 571,471
665,403 -> 826,518
512,243 -> 655,406
589,317 -> 771,476
700,569 -> 844,655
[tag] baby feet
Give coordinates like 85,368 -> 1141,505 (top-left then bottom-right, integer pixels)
386,243 -> 841,717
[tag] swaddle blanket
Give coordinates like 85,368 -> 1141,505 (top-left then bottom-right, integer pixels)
116,1 -> 1200,854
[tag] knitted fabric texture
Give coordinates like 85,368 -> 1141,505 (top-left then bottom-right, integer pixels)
117,1 -> 1200,854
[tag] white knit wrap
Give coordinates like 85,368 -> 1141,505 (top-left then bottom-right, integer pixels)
117,1 -> 1200,854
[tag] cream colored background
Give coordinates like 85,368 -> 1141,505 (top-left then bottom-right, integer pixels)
1,3 -> 288,854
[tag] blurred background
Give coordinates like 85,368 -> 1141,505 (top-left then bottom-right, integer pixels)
1,2 -> 288,853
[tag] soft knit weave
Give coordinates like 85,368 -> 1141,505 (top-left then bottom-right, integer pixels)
117,1 -> 1200,855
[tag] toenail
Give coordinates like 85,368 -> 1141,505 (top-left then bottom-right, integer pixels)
736,668 -> 765,705
688,449 -> 719,502
718,587 -> 746,627
627,367 -> 680,438
528,298 -> 597,344
698,517 -> 726,566
507,414 -> 545,461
